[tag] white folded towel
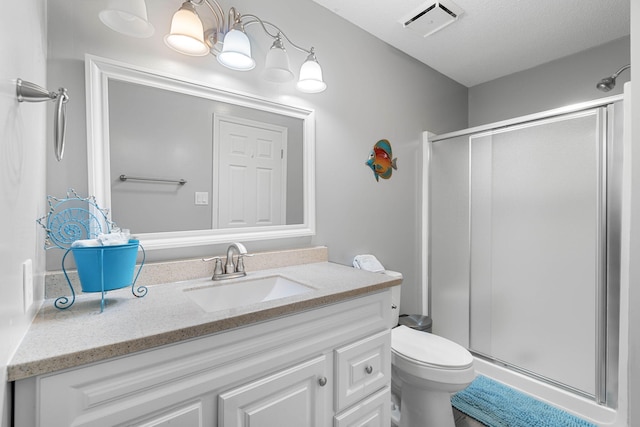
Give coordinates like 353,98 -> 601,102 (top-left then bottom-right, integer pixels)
71,239 -> 101,248
353,254 -> 385,273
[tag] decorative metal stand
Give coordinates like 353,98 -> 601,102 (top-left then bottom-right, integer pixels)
37,190 -> 147,312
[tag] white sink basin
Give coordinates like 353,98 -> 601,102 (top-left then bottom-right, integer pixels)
184,275 -> 314,313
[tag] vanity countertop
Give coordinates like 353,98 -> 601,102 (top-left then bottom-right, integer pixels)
8,261 -> 400,382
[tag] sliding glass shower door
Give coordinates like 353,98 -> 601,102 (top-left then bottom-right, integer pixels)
429,101 -> 623,405
469,109 -> 605,398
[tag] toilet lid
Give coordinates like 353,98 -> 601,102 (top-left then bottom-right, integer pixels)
392,325 -> 473,369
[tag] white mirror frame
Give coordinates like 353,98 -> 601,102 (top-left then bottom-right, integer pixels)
85,54 -> 316,250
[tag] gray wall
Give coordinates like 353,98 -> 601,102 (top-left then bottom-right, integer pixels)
0,1 -> 48,426
469,36 -> 630,126
45,0 -> 469,316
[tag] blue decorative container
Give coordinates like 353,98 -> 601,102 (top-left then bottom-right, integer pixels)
59,239 -> 146,312
72,240 -> 141,293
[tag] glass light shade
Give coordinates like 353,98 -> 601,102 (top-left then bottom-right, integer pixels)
99,0 -> 155,38
262,44 -> 294,83
217,29 -> 256,71
297,57 -> 327,93
164,2 -> 209,56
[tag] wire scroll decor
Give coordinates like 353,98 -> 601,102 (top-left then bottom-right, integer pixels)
37,189 -> 114,250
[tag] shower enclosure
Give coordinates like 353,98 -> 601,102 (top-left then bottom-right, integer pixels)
427,95 -> 624,408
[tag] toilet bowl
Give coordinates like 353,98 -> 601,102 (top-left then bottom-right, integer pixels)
391,325 -> 475,427
387,276 -> 475,427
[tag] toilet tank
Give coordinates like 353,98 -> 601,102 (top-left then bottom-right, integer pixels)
384,270 -> 403,328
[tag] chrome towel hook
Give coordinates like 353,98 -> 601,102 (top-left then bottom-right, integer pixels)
16,78 -> 70,161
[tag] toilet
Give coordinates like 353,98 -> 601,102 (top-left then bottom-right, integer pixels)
388,277 -> 475,427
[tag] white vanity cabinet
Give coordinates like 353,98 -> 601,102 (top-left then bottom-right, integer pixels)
13,290 -> 392,427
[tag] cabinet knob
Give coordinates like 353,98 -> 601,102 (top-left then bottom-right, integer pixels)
365,365 -> 373,374
318,376 -> 328,387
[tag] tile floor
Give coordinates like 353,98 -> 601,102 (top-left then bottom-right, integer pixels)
453,407 -> 486,427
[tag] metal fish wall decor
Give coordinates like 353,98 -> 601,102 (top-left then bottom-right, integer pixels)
366,139 -> 397,181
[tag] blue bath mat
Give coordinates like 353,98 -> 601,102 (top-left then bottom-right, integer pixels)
451,375 -> 597,427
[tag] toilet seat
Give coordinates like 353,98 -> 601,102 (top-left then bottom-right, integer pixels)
391,325 -> 473,370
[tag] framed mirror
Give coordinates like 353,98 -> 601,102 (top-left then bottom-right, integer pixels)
86,55 -> 316,250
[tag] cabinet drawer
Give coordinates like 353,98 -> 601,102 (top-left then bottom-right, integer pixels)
334,387 -> 390,427
335,330 -> 390,411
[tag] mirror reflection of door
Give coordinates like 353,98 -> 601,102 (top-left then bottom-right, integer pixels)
214,114 -> 288,229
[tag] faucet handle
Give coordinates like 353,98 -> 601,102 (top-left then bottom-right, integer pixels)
203,256 -> 224,278
213,258 -> 223,276
235,253 -> 255,273
236,255 -> 245,273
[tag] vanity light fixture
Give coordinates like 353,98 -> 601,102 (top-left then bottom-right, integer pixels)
261,34 -> 293,83
297,49 -> 326,93
99,0 -> 155,38
164,0 -> 327,92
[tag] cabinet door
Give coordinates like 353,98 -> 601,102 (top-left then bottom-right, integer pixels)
219,355 -> 328,427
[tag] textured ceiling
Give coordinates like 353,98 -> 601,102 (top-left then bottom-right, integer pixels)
310,0 -> 630,87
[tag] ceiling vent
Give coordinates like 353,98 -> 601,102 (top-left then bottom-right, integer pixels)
401,0 -> 464,37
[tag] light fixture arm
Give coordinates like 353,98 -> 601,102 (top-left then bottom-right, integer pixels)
227,7 -> 243,32
241,14 -> 313,55
191,0 -> 224,32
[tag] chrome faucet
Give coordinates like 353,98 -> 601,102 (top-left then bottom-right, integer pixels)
225,242 -> 247,274
203,242 -> 249,281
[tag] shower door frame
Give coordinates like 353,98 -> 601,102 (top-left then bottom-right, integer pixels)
422,94 -> 624,407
